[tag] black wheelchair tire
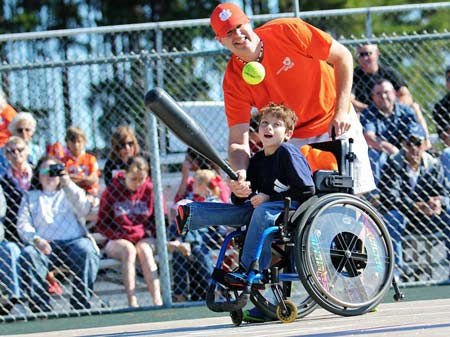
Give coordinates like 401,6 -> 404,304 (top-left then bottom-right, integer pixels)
294,193 -> 395,316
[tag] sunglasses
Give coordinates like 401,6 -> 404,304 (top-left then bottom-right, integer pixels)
407,136 -> 424,147
6,147 -> 25,155
120,141 -> 134,149
16,127 -> 32,133
358,51 -> 373,58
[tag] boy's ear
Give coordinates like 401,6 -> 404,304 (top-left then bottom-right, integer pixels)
285,129 -> 293,141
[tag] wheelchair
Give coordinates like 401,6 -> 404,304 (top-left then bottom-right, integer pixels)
205,138 -> 405,325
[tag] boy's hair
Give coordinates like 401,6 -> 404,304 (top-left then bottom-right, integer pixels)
126,156 -> 149,175
258,103 -> 297,132
66,126 -> 86,143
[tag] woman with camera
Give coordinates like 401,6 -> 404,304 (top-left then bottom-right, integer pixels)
16,156 -> 100,312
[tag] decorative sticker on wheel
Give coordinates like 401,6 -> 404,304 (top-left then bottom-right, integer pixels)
311,231 -> 329,290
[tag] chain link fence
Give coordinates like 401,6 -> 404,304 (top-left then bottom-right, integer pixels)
0,3 -> 449,322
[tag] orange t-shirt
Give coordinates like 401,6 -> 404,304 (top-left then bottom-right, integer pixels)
0,105 -> 17,146
223,18 -> 336,139
63,152 -> 100,195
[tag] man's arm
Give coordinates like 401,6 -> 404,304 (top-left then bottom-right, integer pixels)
364,131 -> 399,155
228,123 -> 252,198
327,39 -> 354,136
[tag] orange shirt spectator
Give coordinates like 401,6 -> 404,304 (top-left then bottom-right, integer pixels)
63,126 -> 100,196
0,104 -> 17,147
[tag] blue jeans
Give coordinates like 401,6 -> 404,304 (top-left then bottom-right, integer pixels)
172,245 -> 213,301
20,237 -> 100,310
0,241 -> 22,298
187,200 -> 299,272
368,149 -> 388,186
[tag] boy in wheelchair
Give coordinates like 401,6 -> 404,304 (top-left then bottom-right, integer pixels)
176,103 -> 315,319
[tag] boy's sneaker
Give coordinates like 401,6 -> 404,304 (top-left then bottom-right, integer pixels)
242,307 -> 267,323
224,271 -> 247,287
176,205 -> 190,235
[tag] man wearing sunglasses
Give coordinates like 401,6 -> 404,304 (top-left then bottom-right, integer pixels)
352,44 -> 407,113
379,122 -> 450,274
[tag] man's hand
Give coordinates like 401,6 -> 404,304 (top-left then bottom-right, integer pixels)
34,238 -> 52,255
250,193 -> 269,207
331,109 -> 352,137
415,196 -> 442,217
229,169 -> 251,198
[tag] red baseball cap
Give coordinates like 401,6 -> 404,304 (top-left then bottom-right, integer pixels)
210,3 -> 250,38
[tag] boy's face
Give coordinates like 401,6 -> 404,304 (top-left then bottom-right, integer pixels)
67,135 -> 85,156
258,113 -> 292,155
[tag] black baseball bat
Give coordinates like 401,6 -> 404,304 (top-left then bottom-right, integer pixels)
145,87 -> 238,181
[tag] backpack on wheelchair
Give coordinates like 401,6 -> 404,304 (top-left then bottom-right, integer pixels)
205,138 -> 405,326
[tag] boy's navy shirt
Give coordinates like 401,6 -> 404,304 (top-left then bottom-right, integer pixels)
234,142 -> 314,203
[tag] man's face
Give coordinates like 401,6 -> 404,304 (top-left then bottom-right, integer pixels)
403,136 -> 426,166
216,23 -> 259,58
372,81 -> 396,113
357,44 -> 380,74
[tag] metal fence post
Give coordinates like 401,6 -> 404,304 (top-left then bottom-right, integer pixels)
144,58 -> 172,307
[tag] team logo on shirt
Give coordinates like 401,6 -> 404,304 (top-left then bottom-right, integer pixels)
274,179 -> 290,193
276,57 -> 295,75
219,9 -> 232,21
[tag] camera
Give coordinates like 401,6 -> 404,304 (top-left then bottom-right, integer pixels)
48,163 -> 65,177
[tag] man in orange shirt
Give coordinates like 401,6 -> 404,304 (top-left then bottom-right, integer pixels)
210,3 -> 375,196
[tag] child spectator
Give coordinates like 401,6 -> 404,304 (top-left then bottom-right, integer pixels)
17,156 -> 100,312
170,169 -> 221,302
63,126 -> 100,196
95,156 -> 164,307
174,148 -> 230,204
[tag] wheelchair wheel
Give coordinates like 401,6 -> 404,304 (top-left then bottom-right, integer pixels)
276,300 -> 297,323
294,193 -> 394,316
250,246 -> 317,319
230,309 -> 243,326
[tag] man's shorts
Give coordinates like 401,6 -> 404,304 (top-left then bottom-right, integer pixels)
288,107 -> 376,195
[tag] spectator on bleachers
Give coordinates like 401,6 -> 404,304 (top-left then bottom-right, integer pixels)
0,184 -> 22,316
379,122 -> 450,270
352,43 -> 407,113
433,66 -> 450,182
17,156 -> 100,312
170,169 -> 221,302
0,91 -> 17,148
8,112 -> 42,166
63,126 -> 100,196
103,125 -> 146,187
360,79 -> 418,184
174,148 -> 230,204
397,87 -> 431,149
95,156 -> 164,307
0,137 -> 32,243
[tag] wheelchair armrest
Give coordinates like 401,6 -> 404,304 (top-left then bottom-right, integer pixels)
314,170 -> 353,193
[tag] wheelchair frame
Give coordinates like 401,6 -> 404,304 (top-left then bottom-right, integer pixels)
205,138 -> 404,325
